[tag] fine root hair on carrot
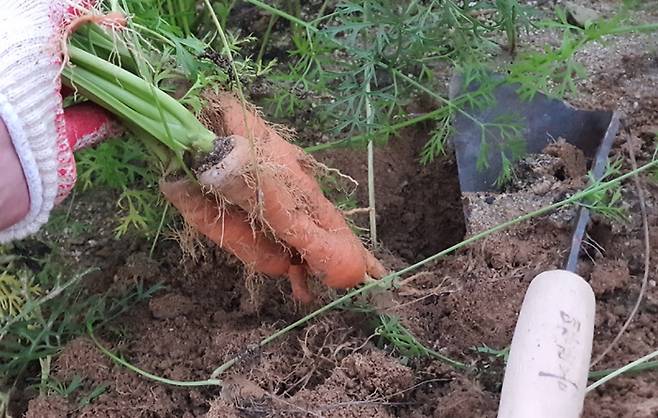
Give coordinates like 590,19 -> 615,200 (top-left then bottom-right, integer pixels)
313,160 -> 359,196
243,269 -> 266,309
167,221 -> 207,264
58,11 -> 128,78
206,184 -> 238,247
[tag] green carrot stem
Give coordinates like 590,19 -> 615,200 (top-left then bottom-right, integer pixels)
63,46 -> 215,155
62,65 -> 190,154
73,25 -> 135,69
69,47 -> 190,127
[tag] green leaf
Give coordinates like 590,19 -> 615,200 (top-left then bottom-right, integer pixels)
174,39 -> 199,78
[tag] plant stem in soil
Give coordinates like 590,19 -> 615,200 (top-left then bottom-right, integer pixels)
365,82 -> 377,246
87,322 -> 222,387
587,349 -> 658,392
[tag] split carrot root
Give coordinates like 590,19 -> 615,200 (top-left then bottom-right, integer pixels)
196,93 -> 386,287
160,179 -> 313,303
198,135 -> 374,288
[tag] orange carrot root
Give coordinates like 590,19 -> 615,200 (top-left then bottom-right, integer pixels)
160,179 -> 289,276
198,134 -> 385,289
201,93 -> 387,283
287,265 -> 314,304
366,251 -> 388,279
160,179 -> 314,301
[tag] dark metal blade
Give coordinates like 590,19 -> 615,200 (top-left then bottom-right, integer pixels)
450,75 -> 613,192
564,112 -> 621,272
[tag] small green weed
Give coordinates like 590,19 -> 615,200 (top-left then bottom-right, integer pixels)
0,244 -> 163,404
42,375 -> 85,399
0,273 -> 40,318
76,140 -> 154,191
40,375 -> 109,409
78,382 -> 109,408
581,158 -> 628,223
373,313 -> 467,369
75,139 -> 165,238
473,343 -> 510,362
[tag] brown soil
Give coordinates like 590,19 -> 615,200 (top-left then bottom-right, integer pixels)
14,1 -> 658,417
317,132 -> 466,263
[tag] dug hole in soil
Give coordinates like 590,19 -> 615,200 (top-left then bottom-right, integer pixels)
18,3 -> 658,418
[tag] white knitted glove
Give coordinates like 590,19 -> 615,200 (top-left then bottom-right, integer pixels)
0,0 -> 120,243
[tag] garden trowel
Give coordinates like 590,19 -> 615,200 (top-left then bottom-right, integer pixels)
449,75 -> 616,192
496,110 -> 620,418
448,75 -> 626,417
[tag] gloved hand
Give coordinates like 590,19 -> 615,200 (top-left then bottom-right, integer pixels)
0,1 -> 121,243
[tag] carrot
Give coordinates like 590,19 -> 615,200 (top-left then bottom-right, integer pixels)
200,93 -> 386,282
287,265 -> 314,305
160,179 -> 313,303
365,251 -> 388,279
197,134 -> 383,289
201,93 -> 355,233
163,92 -> 385,294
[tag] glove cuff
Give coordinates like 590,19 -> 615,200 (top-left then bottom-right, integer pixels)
0,1 -> 64,242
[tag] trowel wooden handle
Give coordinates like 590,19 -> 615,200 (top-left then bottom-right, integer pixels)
497,270 -> 595,418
